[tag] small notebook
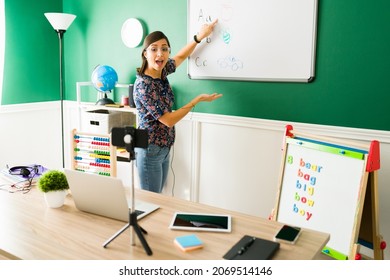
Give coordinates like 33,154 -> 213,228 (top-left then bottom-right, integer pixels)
223,235 -> 280,260
174,234 -> 204,252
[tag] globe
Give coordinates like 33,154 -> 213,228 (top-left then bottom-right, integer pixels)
91,65 -> 118,92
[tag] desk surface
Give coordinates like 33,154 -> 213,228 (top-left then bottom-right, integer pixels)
0,181 -> 329,260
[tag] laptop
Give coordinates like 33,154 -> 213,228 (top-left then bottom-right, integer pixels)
64,169 -> 159,222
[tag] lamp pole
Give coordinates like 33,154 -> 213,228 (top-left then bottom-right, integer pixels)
57,29 -> 65,168
44,13 -> 76,168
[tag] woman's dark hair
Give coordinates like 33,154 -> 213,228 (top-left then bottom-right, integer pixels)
137,31 -> 171,74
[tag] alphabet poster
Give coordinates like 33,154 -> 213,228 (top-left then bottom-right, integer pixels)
276,137 -> 367,257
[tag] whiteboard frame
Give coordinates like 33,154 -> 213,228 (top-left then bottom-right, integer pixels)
187,0 -> 318,83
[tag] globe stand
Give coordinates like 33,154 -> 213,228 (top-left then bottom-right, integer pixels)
96,91 -> 115,105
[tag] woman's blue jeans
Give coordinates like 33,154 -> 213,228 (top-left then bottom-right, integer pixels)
135,144 -> 170,193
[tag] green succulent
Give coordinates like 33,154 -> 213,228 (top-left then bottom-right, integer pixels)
37,170 -> 69,193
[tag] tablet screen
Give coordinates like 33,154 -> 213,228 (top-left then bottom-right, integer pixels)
169,212 -> 231,232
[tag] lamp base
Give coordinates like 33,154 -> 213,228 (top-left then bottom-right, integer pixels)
96,98 -> 115,105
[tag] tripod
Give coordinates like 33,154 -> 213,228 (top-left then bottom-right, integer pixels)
102,137 -> 152,256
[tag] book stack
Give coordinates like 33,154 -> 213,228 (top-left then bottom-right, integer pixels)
174,234 -> 204,252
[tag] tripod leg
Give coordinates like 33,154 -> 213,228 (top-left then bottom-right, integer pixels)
102,156 -> 153,255
102,223 -> 130,248
129,212 -> 152,255
132,218 -> 153,256
139,225 -> 148,234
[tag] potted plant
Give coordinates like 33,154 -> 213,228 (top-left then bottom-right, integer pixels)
37,170 -> 69,208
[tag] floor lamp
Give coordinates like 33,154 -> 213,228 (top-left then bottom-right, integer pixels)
44,13 -> 76,168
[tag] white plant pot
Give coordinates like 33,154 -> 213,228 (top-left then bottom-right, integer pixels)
44,190 -> 68,208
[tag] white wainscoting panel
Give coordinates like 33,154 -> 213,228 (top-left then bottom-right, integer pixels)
196,121 -> 283,217
0,102 -> 62,170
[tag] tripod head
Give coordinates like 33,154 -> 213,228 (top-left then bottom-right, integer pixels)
111,126 -> 148,160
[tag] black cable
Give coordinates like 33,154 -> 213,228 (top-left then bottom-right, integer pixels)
170,144 -> 176,197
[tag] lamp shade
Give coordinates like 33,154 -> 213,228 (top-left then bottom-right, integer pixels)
44,13 -> 76,31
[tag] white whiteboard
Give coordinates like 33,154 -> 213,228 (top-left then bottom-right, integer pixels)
187,0 -> 318,82
276,137 -> 368,258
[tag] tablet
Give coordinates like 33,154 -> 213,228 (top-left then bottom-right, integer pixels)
169,212 -> 232,233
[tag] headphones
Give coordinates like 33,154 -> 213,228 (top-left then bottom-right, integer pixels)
8,165 -> 41,178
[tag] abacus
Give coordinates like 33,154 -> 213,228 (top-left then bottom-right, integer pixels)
71,129 -> 117,177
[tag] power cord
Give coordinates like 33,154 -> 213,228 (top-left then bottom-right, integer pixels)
170,144 -> 176,197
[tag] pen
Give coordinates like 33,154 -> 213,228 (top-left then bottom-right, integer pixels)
237,237 -> 256,255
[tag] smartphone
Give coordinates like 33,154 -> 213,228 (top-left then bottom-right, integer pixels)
111,127 -> 148,148
274,225 -> 301,244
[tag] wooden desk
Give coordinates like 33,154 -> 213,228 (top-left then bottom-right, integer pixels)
0,182 -> 329,260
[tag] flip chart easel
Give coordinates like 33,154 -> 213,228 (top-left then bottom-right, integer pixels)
272,125 -> 386,260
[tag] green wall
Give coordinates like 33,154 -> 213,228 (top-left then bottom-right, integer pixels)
3,0 -> 390,131
2,0 -> 62,104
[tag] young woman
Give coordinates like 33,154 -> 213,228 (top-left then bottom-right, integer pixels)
133,20 -> 222,193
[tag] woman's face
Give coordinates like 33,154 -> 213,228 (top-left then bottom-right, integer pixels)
144,38 -> 171,74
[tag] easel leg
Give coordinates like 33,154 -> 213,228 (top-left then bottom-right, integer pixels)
355,171 -> 384,260
350,244 -> 360,260
370,172 -> 383,260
